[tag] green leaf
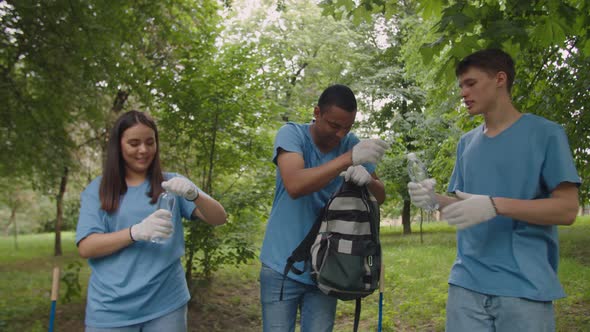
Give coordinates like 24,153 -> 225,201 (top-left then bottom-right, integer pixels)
530,17 -> 566,47
420,36 -> 446,63
419,0 -> 443,21
583,39 -> 590,58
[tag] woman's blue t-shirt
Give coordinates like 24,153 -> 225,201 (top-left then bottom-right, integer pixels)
76,172 -> 196,328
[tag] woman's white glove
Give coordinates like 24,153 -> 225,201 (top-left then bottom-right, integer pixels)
442,191 -> 497,230
162,177 -> 199,201
341,165 -> 372,186
407,179 -> 438,210
130,209 -> 173,242
352,139 -> 390,165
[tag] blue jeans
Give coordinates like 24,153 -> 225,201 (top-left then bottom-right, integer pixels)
446,284 -> 555,332
85,304 -> 187,332
260,264 -> 337,332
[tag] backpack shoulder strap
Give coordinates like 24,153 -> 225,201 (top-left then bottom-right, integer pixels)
280,208 -> 325,301
283,211 -> 323,277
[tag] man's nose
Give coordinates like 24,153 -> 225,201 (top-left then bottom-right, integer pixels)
460,87 -> 468,98
335,129 -> 347,140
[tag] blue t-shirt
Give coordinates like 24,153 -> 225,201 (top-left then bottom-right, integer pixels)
447,113 -> 581,301
76,172 -> 197,328
259,122 -> 376,285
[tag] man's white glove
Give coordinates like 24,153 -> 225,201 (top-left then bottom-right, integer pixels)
442,191 -> 497,230
130,209 -> 173,242
162,177 -> 199,201
407,179 -> 438,210
352,139 -> 390,165
341,165 -> 372,186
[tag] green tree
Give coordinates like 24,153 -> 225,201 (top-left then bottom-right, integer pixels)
231,0 -> 374,121
0,177 -> 34,249
0,0 -> 224,254
145,2 -> 279,287
321,0 -> 590,204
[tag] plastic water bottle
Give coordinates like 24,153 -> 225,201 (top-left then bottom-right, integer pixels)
407,153 -> 438,211
152,191 -> 175,244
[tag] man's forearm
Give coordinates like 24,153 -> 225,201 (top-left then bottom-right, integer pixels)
282,152 -> 352,198
494,196 -> 578,226
367,178 -> 386,204
436,193 -> 459,209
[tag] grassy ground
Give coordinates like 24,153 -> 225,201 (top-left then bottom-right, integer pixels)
1,217 -> 589,331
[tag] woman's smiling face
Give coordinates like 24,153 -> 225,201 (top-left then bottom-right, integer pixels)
120,123 -> 157,177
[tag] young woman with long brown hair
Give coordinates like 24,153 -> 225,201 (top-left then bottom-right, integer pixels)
76,110 -> 226,331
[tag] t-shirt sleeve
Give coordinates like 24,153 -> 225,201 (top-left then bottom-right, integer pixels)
448,138 -> 465,193
542,127 -> 581,191
178,190 -> 199,220
272,123 -> 304,165
75,183 -> 106,246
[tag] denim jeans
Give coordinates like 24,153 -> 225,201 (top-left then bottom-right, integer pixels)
85,304 -> 187,332
260,264 -> 337,332
446,284 -> 555,332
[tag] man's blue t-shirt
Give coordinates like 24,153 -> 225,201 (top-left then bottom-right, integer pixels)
76,173 -> 197,328
447,113 -> 581,301
260,123 -> 375,285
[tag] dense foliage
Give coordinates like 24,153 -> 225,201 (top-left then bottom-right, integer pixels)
1,0 -> 588,277
320,0 -> 590,202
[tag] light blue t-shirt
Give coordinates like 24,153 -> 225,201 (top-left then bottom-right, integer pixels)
447,113 -> 581,301
76,173 -> 197,328
260,122 -> 376,285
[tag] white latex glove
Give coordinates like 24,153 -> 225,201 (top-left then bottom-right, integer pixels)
442,191 -> 497,230
162,177 -> 199,201
351,139 -> 390,165
340,165 -> 372,186
130,209 -> 173,242
407,179 -> 438,210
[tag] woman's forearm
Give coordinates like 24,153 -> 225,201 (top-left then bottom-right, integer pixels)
78,230 -> 134,259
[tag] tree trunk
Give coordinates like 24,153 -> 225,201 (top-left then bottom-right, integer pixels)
402,199 -> 412,235
101,89 -> 129,160
111,89 -> 129,113
185,232 -> 195,292
206,109 -> 218,193
5,208 -> 14,236
10,207 -> 18,250
54,167 -> 68,256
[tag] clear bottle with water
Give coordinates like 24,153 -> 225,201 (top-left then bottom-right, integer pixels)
407,153 -> 439,211
152,191 -> 175,244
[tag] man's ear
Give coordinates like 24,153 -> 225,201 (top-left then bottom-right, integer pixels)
496,71 -> 508,88
313,106 -> 320,119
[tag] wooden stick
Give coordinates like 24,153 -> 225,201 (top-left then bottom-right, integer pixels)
380,263 -> 385,293
378,263 -> 385,332
48,266 -> 60,332
51,267 -> 60,301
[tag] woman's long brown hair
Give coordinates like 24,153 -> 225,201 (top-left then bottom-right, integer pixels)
99,110 -> 165,213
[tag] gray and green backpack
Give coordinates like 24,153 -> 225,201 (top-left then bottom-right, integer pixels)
282,180 -> 382,332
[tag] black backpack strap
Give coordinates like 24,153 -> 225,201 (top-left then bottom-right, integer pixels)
280,212 -> 324,301
353,298 -> 361,332
290,212 -> 324,264
280,258 -> 308,301
361,186 -> 380,241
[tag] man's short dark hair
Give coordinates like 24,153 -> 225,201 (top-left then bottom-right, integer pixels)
456,48 -> 515,93
317,84 -> 357,113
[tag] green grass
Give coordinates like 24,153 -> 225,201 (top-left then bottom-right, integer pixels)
0,233 -> 89,332
1,217 -> 589,331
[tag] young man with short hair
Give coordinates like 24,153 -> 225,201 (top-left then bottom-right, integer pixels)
409,49 -> 581,331
260,84 -> 389,331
